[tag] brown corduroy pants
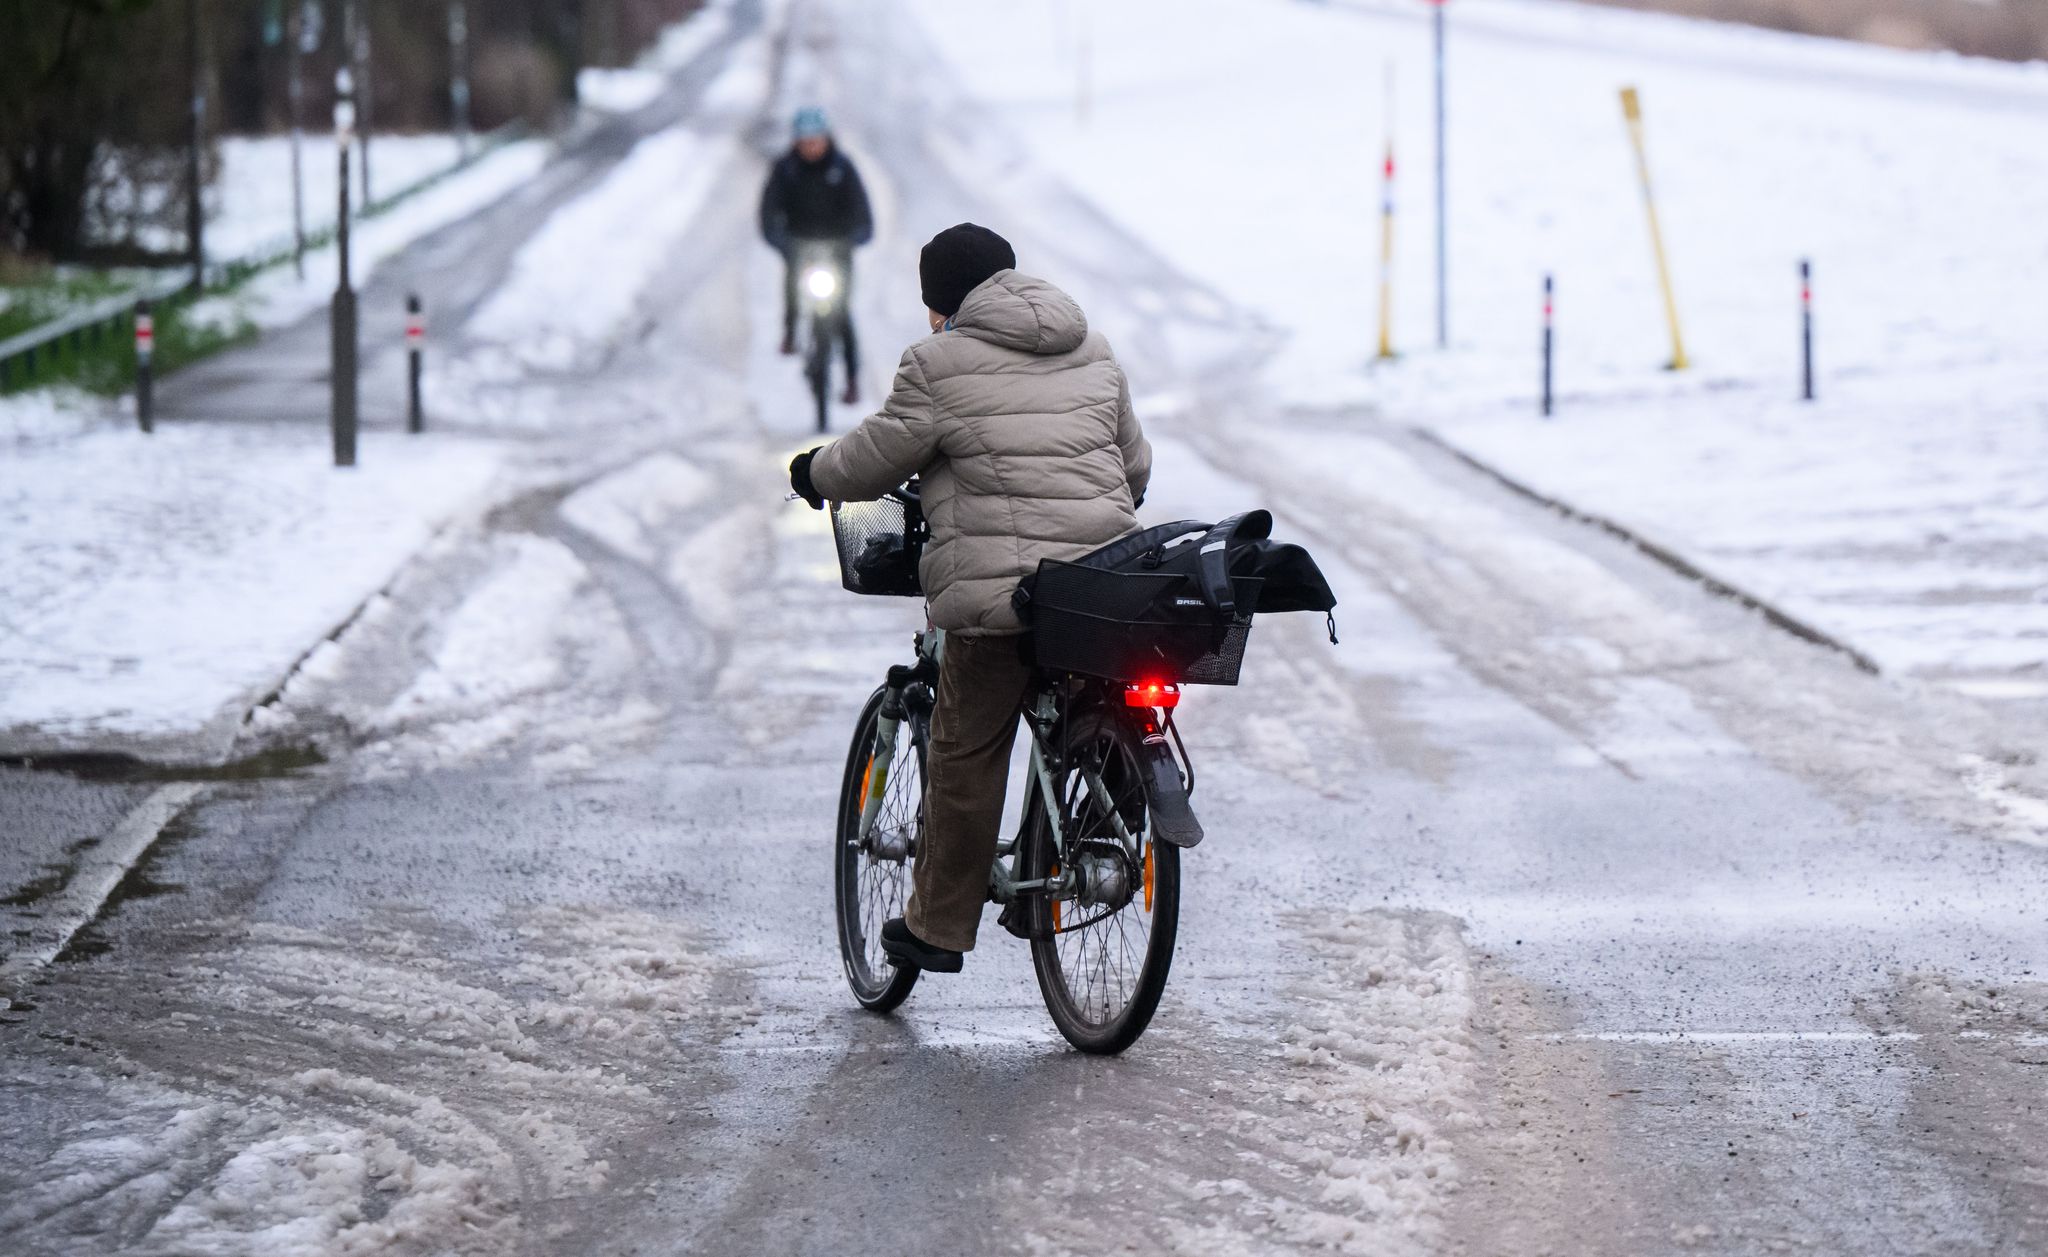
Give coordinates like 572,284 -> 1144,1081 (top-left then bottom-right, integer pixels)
907,633 -> 1034,953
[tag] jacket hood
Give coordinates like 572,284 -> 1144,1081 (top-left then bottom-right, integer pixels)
950,271 -> 1089,356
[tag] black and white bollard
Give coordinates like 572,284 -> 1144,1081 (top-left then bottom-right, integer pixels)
1540,274 -> 1554,418
405,293 -> 425,434
135,299 -> 156,434
1800,258 -> 1814,402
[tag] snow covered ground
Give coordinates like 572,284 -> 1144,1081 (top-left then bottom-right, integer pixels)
195,138 -> 549,336
205,133 -> 475,264
0,416 -> 503,757
468,128 -> 736,372
0,0 -> 755,760
905,0 -> 2048,693
0,137 -> 554,759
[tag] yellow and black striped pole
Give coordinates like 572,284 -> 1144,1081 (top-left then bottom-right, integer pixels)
1620,86 -> 1688,371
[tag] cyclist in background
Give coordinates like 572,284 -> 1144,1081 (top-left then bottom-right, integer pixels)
789,223 -> 1152,973
760,106 -> 874,403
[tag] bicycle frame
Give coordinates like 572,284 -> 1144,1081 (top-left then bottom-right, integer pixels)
852,629 -> 1153,911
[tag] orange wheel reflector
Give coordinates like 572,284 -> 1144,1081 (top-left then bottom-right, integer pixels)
857,754 -> 874,811
1143,843 -> 1154,912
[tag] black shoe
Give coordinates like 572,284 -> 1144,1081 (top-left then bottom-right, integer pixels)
881,918 -> 963,973
840,379 -> 859,406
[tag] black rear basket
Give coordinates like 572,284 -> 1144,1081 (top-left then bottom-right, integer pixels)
1029,560 -> 1262,686
830,496 -> 926,597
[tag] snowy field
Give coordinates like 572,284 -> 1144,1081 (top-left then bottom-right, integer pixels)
906,0 -> 2048,693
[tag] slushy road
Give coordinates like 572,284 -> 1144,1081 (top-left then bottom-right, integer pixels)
4,2 -> 2045,1253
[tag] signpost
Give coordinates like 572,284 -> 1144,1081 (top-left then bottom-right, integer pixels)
1430,0 -> 1447,350
287,1 -> 310,278
356,1 -> 374,206
135,302 -> 156,434
406,295 -> 425,434
450,2 -> 472,160
1541,275 -> 1554,418
1619,86 -> 1689,371
1800,259 -> 1815,401
186,0 -> 205,294
1377,64 -> 1397,362
331,57 -> 359,468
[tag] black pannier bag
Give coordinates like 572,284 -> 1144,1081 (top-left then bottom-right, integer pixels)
1013,510 -> 1337,685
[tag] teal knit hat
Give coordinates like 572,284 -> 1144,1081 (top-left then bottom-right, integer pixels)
792,107 -> 830,139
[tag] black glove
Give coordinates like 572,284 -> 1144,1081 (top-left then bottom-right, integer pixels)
789,448 -> 825,510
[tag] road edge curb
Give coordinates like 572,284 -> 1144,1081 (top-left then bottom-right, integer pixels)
1412,428 -> 1883,676
0,781 -> 209,1000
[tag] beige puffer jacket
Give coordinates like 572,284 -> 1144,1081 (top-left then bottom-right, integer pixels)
811,270 -> 1151,636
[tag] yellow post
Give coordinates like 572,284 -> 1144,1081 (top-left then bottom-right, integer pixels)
1377,140 -> 1396,360
1376,63 -> 1397,361
1619,86 -> 1689,371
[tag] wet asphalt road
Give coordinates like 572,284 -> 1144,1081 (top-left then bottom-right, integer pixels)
5,2 -> 2048,1253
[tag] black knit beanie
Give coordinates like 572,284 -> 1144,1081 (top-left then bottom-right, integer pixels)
919,223 -> 1016,318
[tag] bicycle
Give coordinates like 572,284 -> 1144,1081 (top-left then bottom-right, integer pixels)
830,485 -> 1240,1055
790,241 -> 850,434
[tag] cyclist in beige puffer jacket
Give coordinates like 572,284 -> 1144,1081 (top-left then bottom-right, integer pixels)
789,223 -> 1151,970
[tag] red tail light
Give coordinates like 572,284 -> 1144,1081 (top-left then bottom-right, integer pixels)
1124,681 -> 1180,709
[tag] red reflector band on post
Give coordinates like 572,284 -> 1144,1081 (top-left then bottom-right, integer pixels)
1124,683 -> 1180,709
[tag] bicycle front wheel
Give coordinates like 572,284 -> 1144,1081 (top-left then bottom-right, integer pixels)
1022,707 -> 1181,1054
834,685 -> 922,1011
807,314 -> 832,433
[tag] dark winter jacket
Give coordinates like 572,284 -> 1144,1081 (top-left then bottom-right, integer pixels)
759,144 -> 874,252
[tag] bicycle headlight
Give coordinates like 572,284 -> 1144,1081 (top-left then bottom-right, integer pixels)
805,268 -> 839,300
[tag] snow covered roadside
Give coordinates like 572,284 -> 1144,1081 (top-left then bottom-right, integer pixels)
203,133 -> 475,263
0,420 -> 503,759
193,138 -> 549,336
903,0 -> 2048,696
0,127 -> 556,759
466,127 -> 736,372
577,0 -> 742,114
1436,372 -> 2048,689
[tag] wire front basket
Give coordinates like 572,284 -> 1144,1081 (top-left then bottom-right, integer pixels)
830,494 -> 926,597
1029,561 -> 1262,686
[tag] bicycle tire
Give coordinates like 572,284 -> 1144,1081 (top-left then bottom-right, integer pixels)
834,685 -> 922,1012
1021,706 -> 1181,1054
808,313 -> 832,434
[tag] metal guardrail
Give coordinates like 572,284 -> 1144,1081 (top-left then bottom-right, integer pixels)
0,273 -> 188,391
0,124 -> 524,393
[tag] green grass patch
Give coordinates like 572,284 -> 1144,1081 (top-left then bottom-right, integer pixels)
0,270 -> 140,342
0,285 -> 255,397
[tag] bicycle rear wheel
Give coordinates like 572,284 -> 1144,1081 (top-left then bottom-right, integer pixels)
1021,707 -> 1181,1054
835,685 -> 922,1011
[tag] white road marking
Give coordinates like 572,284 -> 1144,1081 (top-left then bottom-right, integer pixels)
0,782 -> 208,994
1535,1030 -> 1922,1044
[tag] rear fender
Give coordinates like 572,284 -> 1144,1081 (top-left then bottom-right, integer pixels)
1130,712 -> 1203,849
